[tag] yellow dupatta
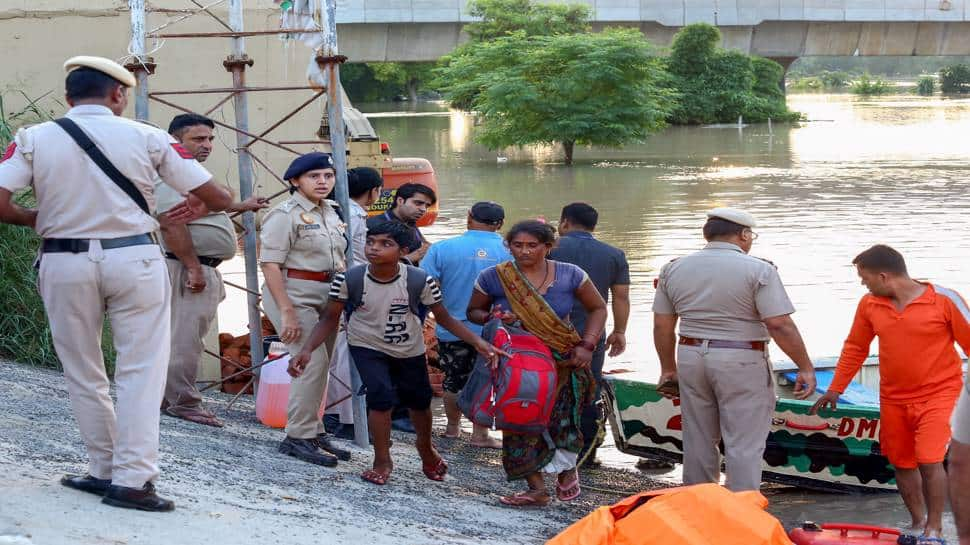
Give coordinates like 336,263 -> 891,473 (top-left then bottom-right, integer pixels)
495,260 -> 581,358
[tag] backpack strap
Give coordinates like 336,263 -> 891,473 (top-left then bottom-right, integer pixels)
404,265 -> 430,321
342,265 -> 368,319
54,118 -> 151,215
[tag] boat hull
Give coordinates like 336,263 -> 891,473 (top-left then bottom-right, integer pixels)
604,377 -> 896,492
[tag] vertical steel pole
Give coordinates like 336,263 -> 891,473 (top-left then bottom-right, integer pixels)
128,0 -> 150,120
227,0 -> 264,376
319,0 -> 369,448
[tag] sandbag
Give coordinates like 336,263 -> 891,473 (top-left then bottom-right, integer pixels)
546,483 -> 793,545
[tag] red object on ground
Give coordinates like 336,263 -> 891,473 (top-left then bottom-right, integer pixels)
789,522 -> 901,544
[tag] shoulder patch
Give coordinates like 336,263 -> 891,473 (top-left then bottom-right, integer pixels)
277,200 -> 297,213
0,142 -> 16,163
170,143 -> 194,159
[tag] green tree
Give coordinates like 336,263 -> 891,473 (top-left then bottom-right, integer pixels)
940,64 -> 970,93
438,0 -> 590,110
463,0 -> 589,42
666,24 -> 799,124
437,29 -> 675,165
369,63 -> 436,102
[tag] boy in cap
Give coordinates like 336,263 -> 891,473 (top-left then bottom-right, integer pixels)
422,202 -> 511,448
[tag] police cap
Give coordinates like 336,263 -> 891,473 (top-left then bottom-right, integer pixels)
706,207 -> 757,228
64,56 -> 137,88
283,152 -> 335,180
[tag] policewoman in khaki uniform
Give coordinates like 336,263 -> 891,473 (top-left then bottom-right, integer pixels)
651,208 -> 816,491
260,152 -> 351,467
0,56 -> 231,511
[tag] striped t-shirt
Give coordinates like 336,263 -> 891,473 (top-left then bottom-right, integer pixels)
330,264 -> 442,358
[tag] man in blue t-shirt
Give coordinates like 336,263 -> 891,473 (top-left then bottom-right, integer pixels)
423,202 -> 511,448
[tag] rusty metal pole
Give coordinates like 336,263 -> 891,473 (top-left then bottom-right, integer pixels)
127,0 -> 155,121
319,0 -> 369,448
226,0 -> 264,378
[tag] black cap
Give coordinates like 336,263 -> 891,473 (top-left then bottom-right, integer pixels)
283,152 -> 334,180
470,201 -> 505,225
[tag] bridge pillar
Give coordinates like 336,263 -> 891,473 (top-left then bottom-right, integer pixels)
768,56 -> 798,95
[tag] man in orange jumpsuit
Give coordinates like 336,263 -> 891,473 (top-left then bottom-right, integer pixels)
813,245 -> 969,543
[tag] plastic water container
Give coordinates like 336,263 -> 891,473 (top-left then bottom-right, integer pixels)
254,342 -> 329,429
256,343 -> 291,429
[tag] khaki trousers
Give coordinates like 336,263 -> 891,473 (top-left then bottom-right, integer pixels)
262,277 -> 332,439
677,343 -> 775,491
38,243 -> 171,488
163,260 -> 225,410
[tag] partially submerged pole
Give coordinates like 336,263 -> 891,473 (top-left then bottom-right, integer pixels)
226,0 -> 264,376
319,0 -> 369,448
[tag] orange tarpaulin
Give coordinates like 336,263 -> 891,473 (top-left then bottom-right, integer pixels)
546,484 -> 793,545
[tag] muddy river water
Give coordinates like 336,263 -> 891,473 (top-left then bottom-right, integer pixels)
219,93 -> 970,539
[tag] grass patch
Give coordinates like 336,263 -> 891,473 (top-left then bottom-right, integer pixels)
850,73 -> 894,95
0,91 -> 116,371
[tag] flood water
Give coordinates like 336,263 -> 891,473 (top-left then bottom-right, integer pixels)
219,93 -> 970,539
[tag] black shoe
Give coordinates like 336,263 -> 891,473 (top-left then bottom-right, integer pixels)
102,482 -> 174,512
315,433 -> 352,461
278,437 -> 338,467
391,417 -> 416,434
60,474 -> 111,496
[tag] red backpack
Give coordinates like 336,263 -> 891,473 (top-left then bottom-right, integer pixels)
458,319 -> 558,434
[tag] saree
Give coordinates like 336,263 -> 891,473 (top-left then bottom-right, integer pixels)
495,261 -> 595,481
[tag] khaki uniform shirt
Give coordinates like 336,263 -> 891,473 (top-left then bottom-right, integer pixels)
0,105 -> 211,238
258,191 -> 346,272
155,181 -> 237,260
652,241 -> 795,341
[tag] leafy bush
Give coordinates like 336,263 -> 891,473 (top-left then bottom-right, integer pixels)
940,64 -> 970,93
850,73 -> 893,95
787,76 -> 824,92
916,76 -> 935,95
666,24 -> 800,124
819,71 -> 850,88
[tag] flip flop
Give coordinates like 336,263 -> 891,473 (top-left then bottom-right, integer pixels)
556,470 -> 581,502
499,490 -> 551,507
422,457 -> 448,481
164,406 -> 224,428
361,469 -> 391,486
916,536 -> 948,545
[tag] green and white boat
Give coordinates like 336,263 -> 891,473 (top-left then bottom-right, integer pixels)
604,357 -> 897,492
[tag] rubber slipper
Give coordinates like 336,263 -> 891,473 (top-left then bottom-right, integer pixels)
556,470 -> 581,501
422,457 -> 448,481
499,490 -> 551,507
916,536 -> 948,545
361,469 -> 390,486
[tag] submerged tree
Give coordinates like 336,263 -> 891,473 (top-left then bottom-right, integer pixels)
437,29 -> 675,165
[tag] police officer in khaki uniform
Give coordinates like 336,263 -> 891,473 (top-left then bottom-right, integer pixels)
0,56 -> 232,511
156,113 -> 268,427
651,208 -> 817,491
260,152 -> 351,466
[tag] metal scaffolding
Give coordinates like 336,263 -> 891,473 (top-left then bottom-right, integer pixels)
127,0 -> 368,446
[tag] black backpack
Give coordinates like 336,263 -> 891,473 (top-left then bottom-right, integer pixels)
342,264 -> 431,322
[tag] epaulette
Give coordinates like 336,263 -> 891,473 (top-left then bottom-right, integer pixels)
754,256 -> 778,269
277,200 -> 297,213
325,198 -> 340,208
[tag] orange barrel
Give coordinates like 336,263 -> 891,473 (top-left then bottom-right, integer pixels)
372,157 -> 439,227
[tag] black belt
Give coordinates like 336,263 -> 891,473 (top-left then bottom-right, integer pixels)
42,233 -> 156,254
165,252 -> 223,268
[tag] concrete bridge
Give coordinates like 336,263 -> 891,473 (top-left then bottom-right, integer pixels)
332,0 -> 970,62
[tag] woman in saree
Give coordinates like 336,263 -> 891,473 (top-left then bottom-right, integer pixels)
467,220 -> 607,507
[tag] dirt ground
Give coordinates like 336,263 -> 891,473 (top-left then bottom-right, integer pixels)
0,361 -> 667,545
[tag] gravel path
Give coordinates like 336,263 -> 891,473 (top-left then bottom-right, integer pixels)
0,361 -> 666,545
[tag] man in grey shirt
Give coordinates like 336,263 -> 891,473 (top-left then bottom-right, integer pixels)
551,203 -> 630,466
652,208 -> 816,491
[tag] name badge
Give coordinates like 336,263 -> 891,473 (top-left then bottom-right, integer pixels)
298,224 -> 322,231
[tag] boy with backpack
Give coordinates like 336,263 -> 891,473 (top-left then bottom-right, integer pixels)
288,221 -> 503,485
